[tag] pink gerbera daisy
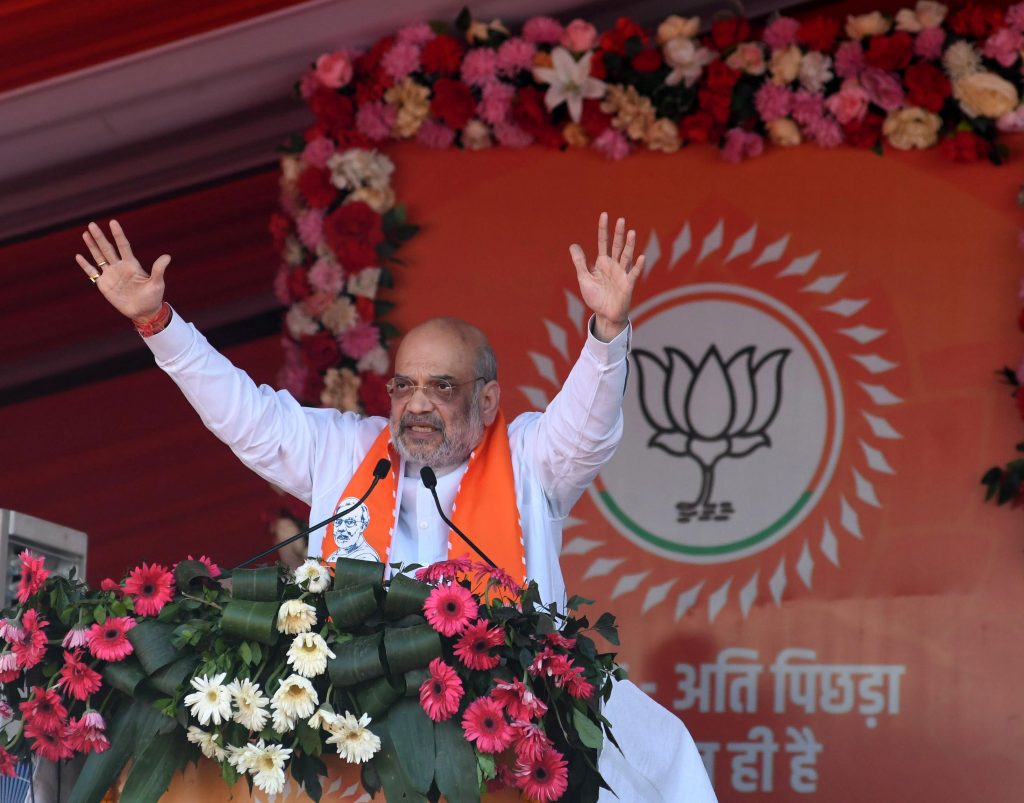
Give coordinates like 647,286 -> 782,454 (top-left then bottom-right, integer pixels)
491,678 -> 547,721
13,611 -> 48,670
67,711 -> 109,754
57,650 -> 103,701
461,696 -> 514,753
25,721 -> 73,762
559,666 -> 595,700
515,745 -> 569,801
0,651 -> 19,683
423,584 -> 478,637
123,562 -> 175,616
87,616 -> 136,662
62,626 -> 90,649
16,551 -> 49,604
543,632 -> 576,650
512,721 -> 553,763
416,556 -> 473,584
454,620 -> 504,671
20,687 -> 68,735
419,658 -> 464,721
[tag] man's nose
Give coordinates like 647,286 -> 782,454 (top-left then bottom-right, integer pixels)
404,387 -> 437,414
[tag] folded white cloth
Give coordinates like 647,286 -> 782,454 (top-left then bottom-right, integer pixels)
598,679 -> 718,803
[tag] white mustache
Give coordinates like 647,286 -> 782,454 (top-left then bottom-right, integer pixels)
401,414 -> 444,431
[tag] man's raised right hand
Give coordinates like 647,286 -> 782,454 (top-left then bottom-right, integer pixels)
76,220 -> 171,320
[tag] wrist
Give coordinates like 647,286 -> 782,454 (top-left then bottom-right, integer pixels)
593,316 -> 627,343
133,302 -> 172,338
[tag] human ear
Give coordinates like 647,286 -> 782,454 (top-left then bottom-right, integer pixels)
480,381 -> 501,426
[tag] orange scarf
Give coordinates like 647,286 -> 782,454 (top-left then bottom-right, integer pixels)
316,411 -> 526,582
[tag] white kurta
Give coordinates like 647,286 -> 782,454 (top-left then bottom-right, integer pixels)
143,310 -> 717,802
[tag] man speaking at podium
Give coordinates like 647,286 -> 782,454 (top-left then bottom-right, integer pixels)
76,213 -> 717,802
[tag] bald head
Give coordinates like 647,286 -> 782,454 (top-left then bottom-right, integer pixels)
396,317 -> 497,384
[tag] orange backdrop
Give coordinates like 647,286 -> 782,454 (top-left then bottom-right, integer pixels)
375,141 -> 1024,802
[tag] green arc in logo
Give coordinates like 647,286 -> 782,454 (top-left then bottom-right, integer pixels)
598,490 -> 814,556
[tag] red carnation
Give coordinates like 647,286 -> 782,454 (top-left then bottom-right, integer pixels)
355,296 -> 375,323
843,113 -> 884,149
299,331 -> 341,373
296,167 -> 335,210
631,49 -> 663,73
307,88 -> 355,132
579,99 -> 611,138
698,88 -> 733,125
904,63 -> 950,113
680,111 -> 717,144
598,17 -> 647,55
431,78 -> 476,130
796,17 -> 840,53
358,372 -> 391,416
939,131 -> 989,163
710,16 -> 751,51
864,33 -> 914,72
949,4 -> 1004,38
323,201 -> 384,271
287,267 -> 313,302
269,212 -> 291,251
355,35 -> 394,78
512,87 -> 563,148
704,60 -> 741,93
421,34 -> 464,75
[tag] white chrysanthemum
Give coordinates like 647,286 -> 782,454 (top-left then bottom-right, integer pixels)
294,560 -> 332,593
308,705 -> 339,731
228,678 -> 270,732
184,673 -> 232,726
286,632 -> 337,678
186,726 -> 228,761
276,600 -> 318,634
284,306 -> 318,339
272,706 -> 296,734
326,711 -> 381,764
942,41 -> 982,82
272,674 -> 319,720
327,148 -> 395,191
250,740 -> 293,795
283,236 -> 304,267
226,742 -> 260,773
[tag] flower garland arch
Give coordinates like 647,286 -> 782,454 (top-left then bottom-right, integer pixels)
267,4 -> 1024,532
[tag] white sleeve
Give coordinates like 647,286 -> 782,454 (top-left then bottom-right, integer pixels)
525,318 -> 631,518
143,309 -> 343,503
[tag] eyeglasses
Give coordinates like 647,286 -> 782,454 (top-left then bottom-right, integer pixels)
385,377 -> 486,403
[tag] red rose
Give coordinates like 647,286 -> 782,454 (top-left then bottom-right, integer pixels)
698,88 -> 733,125
513,86 -> 564,148
355,296 -> 376,323
843,113 -> 884,149
269,213 -> 291,251
710,16 -> 751,51
704,60 -> 741,93
631,49 -> 664,72
580,99 -> 611,138
296,167 -> 335,210
308,88 -> 355,133
590,51 -> 608,80
300,331 -> 341,373
904,63 -> 950,113
421,34 -> 465,75
359,372 -> 392,416
430,78 -> 476,130
949,4 -> 1004,38
353,38 -> 395,105
323,202 -> 385,271
939,131 -> 989,163
796,17 -> 840,53
599,17 -> 647,55
864,32 -> 914,72
679,111 -> 716,144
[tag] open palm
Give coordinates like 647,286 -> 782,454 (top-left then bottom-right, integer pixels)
76,220 -> 170,320
569,213 -> 644,339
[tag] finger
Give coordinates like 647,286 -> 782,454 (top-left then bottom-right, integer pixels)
151,254 -> 171,282
620,229 -> 636,268
568,244 -> 589,279
597,212 -> 608,259
611,217 -> 625,262
82,231 -> 107,266
75,253 -> 102,283
87,222 -> 118,264
110,219 -> 134,262
629,254 -> 645,282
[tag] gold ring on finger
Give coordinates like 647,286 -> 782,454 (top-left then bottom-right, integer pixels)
97,260 -> 109,267
90,273 -> 101,284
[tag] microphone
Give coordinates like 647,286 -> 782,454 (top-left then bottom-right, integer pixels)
232,458 -> 391,571
420,466 -> 497,569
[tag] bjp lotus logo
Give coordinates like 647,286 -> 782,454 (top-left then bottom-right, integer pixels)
632,345 -> 790,522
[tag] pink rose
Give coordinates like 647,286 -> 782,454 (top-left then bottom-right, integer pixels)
825,81 -> 870,124
860,67 -> 905,111
315,52 -> 353,89
560,19 -> 598,52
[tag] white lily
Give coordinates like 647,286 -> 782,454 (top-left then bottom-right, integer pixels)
532,46 -> 606,123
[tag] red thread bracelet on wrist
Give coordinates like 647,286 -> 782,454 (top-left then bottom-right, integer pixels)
133,302 -> 172,338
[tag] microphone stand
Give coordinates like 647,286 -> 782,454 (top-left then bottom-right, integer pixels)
420,466 -> 497,569
231,458 -> 391,571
